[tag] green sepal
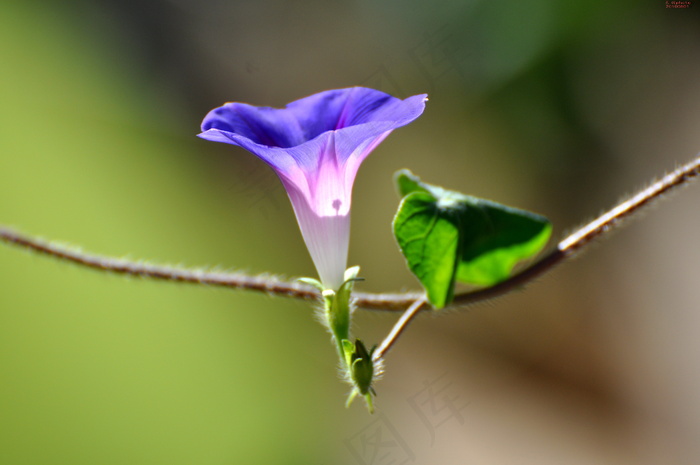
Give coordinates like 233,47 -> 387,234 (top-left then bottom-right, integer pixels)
344,339 -> 377,414
298,277 -> 326,292
335,266 -> 360,316
343,265 -> 361,284
363,392 -> 375,414
341,339 -> 354,368
349,339 -> 375,396
318,267 -> 362,366
345,389 -> 376,414
345,389 -> 359,409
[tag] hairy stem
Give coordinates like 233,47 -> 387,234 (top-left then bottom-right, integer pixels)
2,154 -> 699,312
373,297 -> 427,362
0,228 -> 319,301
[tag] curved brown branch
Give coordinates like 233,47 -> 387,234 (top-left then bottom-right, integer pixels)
2,153 -> 699,313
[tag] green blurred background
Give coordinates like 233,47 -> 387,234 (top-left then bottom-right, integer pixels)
1,1 -> 699,464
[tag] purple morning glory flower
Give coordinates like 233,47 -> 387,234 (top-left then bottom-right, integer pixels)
198,87 -> 427,289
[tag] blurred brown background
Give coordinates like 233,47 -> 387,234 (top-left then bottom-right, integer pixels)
1,1 -> 699,463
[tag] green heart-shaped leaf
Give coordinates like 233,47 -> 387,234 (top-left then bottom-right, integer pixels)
393,170 -> 552,308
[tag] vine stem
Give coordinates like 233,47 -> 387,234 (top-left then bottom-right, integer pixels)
373,297 -> 427,362
1,154 -> 699,313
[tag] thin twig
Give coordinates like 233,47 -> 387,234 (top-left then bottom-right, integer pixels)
373,297 -> 427,362
1,154 -> 699,312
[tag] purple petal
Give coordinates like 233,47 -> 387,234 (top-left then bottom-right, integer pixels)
199,88 -> 426,184
200,103 -> 305,148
